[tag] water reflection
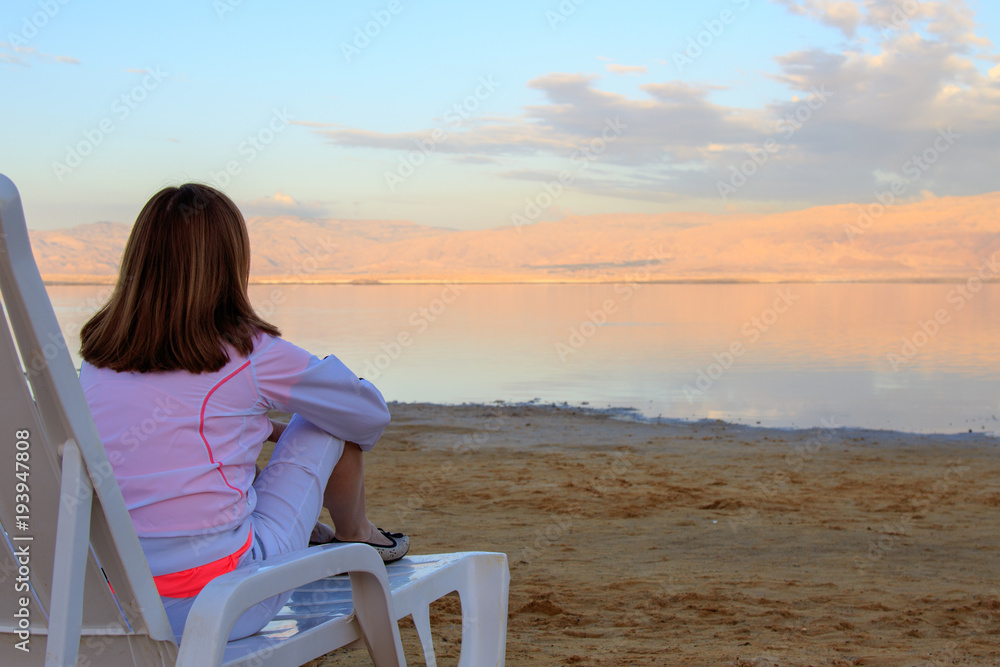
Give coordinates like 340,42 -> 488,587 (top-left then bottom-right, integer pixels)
47,283 -> 1000,434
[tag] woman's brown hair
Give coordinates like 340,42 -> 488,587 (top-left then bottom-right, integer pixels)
81,183 -> 280,373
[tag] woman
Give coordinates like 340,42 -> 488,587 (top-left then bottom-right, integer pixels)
79,183 -> 408,641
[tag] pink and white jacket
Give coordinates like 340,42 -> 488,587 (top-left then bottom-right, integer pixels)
79,333 -> 390,577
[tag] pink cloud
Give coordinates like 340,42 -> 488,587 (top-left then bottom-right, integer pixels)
605,64 -> 648,75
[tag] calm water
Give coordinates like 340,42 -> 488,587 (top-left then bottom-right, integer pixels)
47,283 -> 1000,435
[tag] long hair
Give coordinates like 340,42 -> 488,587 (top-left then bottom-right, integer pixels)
81,183 -> 280,373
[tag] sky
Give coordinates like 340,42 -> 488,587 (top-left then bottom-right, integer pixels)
2,0 -> 1000,231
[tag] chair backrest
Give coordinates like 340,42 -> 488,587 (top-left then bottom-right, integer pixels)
0,174 -> 177,666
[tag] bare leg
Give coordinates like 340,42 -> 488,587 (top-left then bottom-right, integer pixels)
322,441 -> 391,546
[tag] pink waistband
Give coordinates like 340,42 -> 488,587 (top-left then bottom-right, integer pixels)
153,529 -> 253,598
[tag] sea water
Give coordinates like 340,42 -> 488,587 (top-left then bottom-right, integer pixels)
47,282 -> 1000,435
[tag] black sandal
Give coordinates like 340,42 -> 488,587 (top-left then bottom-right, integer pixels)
310,523 -> 410,563
331,528 -> 410,563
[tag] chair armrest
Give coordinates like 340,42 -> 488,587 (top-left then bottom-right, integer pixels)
175,542 -> 405,667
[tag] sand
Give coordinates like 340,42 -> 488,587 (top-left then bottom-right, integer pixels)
260,403 -> 1000,666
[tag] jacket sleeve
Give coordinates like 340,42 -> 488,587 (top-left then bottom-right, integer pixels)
251,335 -> 390,450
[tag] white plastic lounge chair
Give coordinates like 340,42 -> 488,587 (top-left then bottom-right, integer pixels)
0,173 -> 509,667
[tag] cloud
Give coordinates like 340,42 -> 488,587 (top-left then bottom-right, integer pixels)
777,0 -> 991,45
773,0 -> 863,37
241,192 -> 329,219
606,64 -> 648,75
450,155 -> 498,164
302,0 -> 1000,206
0,43 -> 79,66
290,120 -> 339,128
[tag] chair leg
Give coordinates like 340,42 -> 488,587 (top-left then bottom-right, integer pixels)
410,606 -> 437,667
348,570 -> 407,667
456,555 -> 509,667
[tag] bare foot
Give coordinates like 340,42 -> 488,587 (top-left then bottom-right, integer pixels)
310,522 -> 336,544
332,521 -> 393,547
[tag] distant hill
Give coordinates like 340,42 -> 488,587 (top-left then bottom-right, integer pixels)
30,192 -> 1000,283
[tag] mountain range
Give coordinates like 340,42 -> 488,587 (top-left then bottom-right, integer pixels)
29,192 -> 1000,283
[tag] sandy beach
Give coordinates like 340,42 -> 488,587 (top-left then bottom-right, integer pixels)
262,403 -> 1000,666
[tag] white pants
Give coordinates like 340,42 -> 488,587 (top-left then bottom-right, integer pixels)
162,414 -> 344,642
